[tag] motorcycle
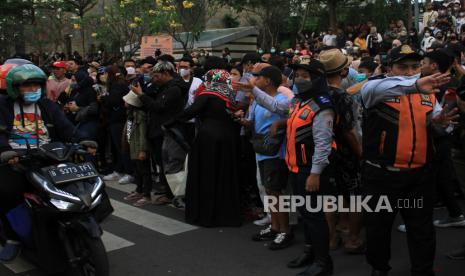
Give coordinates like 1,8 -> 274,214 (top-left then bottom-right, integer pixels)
0,127 -> 113,276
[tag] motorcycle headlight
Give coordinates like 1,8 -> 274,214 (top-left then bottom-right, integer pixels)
31,172 -> 81,203
50,199 -> 76,210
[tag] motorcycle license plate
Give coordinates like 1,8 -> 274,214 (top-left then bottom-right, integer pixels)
48,162 -> 98,184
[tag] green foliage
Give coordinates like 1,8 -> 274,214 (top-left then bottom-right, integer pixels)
222,13 -> 240,28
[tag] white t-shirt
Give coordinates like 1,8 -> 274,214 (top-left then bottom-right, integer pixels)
9,103 -> 51,149
185,77 -> 203,123
186,77 -> 203,108
323,34 -> 337,46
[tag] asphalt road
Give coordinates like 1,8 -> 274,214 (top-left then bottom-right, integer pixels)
1,180 -> 464,276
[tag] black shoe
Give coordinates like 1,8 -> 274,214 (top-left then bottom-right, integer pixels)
447,245 -> 465,260
269,232 -> 294,250
296,257 -> 333,276
288,245 -> 314,268
252,225 -> 278,241
371,269 -> 388,276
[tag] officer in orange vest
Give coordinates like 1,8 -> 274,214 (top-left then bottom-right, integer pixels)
238,57 -> 336,276
360,45 -> 458,276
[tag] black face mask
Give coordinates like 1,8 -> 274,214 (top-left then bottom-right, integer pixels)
65,72 -> 73,79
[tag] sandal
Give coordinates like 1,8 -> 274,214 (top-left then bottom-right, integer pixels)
133,197 -> 152,207
124,191 -> 144,201
152,195 -> 172,206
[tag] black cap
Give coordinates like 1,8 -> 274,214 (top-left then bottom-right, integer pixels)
387,45 -> 422,65
424,48 -> 454,73
290,56 -> 326,76
256,66 -> 282,88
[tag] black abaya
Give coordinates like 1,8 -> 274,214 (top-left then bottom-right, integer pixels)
178,94 -> 242,227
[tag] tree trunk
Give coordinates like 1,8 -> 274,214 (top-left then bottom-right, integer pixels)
405,0 -> 412,29
327,0 -> 337,30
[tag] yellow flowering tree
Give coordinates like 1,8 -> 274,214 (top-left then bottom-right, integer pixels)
154,0 -> 218,52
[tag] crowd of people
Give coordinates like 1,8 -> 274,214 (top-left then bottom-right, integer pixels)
0,1 -> 465,275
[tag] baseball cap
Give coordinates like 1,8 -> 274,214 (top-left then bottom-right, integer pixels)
51,61 -> 67,69
255,66 -> 282,88
387,45 -> 422,65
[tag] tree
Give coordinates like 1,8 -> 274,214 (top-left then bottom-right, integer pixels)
92,0 -> 157,57
219,0 -> 291,50
155,0 -> 217,52
62,0 -> 98,56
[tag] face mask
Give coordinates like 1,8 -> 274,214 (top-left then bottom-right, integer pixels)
22,89 -> 42,104
287,78 -> 294,88
258,50 -> 264,54
294,50 -> 300,54
460,13 -> 465,17
270,48 -> 276,54
65,72 -> 73,79
179,68 -> 190,78
355,73 -> 366,82
424,32 -> 431,38
293,79 -> 313,95
439,11 -> 446,15
143,73 -> 151,82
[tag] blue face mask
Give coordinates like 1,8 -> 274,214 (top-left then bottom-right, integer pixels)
355,73 -> 367,83
22,89 -> 42,104
143,73 -> 151,82
292,84 -> 299,95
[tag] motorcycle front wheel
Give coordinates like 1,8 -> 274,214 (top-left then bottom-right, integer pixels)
67,232 -> 109,276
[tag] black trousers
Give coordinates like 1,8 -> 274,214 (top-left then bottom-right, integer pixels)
362,164 -> 435,276
434,137 -> 463,218
133,159 -> 152,197
0,166 -> 28,239
109,122 -> 133,174
289,171 -> 330,262
149,135 -> 173,198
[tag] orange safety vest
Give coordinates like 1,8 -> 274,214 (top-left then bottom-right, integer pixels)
285,96 -> 334,173
363,93 -> 436,169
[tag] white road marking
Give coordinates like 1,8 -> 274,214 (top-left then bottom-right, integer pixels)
109,199 -> 198,236
1,230 -> 134,274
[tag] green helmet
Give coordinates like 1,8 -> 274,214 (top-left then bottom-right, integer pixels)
6,64 -> 47,100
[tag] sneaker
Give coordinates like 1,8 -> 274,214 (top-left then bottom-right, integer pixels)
118,174 -> 135,184
434,215 -> 465,228
253,214 -> 271,226
447,244 -> 465,260
103,171 -> 122,181
0,241 -> 21,263
251,225 -> 278,242
269,232 -> 294,250
397,224 -> 406,233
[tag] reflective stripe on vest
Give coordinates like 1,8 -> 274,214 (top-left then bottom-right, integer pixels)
382,93 -> 435,168
285,100 -> 317,173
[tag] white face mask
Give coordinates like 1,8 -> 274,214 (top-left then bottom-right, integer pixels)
179,68 -> 190,78
424,33 -> 431,38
